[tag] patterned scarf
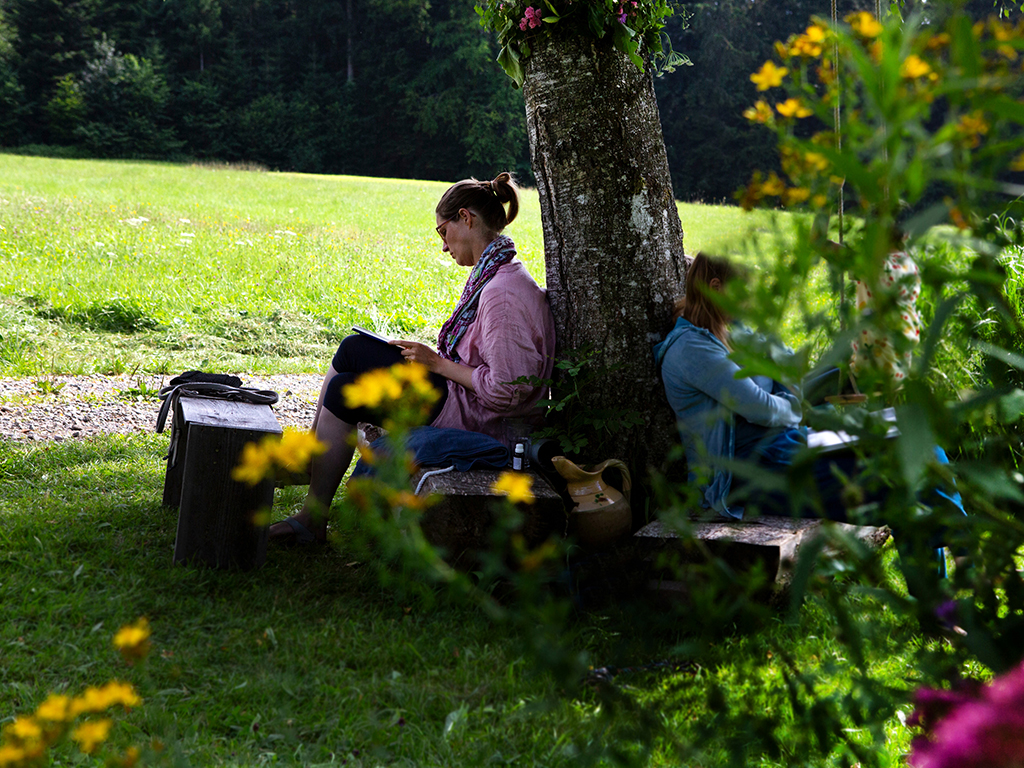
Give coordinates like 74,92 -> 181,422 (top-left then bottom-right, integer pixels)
437,234 -> 517,362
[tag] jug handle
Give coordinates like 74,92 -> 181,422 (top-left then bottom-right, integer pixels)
592,458 -> 631,503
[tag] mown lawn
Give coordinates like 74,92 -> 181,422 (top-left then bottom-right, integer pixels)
0,155 -> 938,767
0,154 -> 793,378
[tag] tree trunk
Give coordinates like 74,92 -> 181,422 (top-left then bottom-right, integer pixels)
523,32 -> 686,478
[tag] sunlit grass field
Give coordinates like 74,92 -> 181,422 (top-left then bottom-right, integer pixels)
0,155 -> 936,767
0,154 -> 799,377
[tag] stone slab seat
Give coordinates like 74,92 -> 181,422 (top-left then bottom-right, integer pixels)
413,466 -> 565,566
633,516 -> 891,594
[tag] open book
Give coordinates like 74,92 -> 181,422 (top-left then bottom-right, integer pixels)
352,325 -> 393,345
807,407 -> 899,453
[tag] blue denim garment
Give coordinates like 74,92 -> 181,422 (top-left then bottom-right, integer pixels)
350,426 -> 510,478
653,317 -> 802,518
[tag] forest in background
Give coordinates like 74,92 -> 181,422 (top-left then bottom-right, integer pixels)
0,0 -> 1010,201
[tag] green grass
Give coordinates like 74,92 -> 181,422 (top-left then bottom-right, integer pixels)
0,153 -> 791,377
0,435 -> 934,767
0,155 -> 975,766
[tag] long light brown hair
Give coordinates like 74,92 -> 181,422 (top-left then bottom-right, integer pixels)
673,253 -> 738,346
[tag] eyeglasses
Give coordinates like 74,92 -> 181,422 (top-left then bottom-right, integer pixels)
435,216 -> 457,241
435,211 -> 475,241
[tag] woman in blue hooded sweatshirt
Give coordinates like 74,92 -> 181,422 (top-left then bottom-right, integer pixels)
653,253 -> 965,567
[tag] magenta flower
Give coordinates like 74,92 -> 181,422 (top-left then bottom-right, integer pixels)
519,5 -> 541,30
909,661 -> 1024,768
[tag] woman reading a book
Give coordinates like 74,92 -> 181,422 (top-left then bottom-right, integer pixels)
654,253 -> 964,582
271,173 -> 555,544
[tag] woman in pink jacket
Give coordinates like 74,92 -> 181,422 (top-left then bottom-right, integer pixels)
271,173 -> 556,544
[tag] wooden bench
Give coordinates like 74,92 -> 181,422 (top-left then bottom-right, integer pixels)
162,396 -> 281,570
413,466 -> 565,566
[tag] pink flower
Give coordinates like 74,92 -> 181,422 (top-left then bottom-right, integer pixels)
519,6 -> 541,30
909,661 -> 1024,768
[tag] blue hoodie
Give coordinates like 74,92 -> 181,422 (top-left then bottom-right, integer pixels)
653,317 -> 802,518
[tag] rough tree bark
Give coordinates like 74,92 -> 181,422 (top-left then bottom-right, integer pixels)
523,32 -> 687,476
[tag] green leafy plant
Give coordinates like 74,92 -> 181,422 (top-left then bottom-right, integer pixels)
513,345 -> 645,455
476,0 -> 689,87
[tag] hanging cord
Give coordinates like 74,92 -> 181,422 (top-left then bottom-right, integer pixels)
832,0 -> 846,328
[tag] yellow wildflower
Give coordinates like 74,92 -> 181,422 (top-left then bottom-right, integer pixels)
387,489 -> 426,511
35,694 -> 72,723
71,719 -> 113,755
956,110 -> 990,147
997,44 -> 1018,60
492,471 -> 535,505
817,59 -> 836,86
790,24 -> 826,57
113,618 -> 150,656
391,362 -> 440,399
804,151 -> 830,171
761,172 -> 787,196
992,18 -> 1019,41
232,441 -> 274,485
784,187 -> 811,205
70,682 -> 142,716
268,428 -> 326,473
0,744 -> 28,767
1010,152 -> 1024,172
743,100 -> 773,124
926,32 -> 951,50
900,54 -> 932,79
847,11 -> 883,38
868,40 -> 883,63
518,537 -> 559,572
776,98 -> 812,118
812,194 -> 829,208
4,717 -> 41,742
343,367 -> 402,409
774,41 -> 790,59
750,60 -> 788,90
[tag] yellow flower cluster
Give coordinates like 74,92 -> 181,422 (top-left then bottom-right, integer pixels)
900,54 -> 934,81
738,170 -> 816,212
343,362 -> 439,411
956,110 -> 990,148
491,471 -> 535,505
788,24 -> 827,58
776,98 -> 812,119
743,100 -> 773,124
113,617 -> 151,662
750,60 -> 787,91
847,11 -> 882,38
232,428 -> 327,486
0,622 -> 145,767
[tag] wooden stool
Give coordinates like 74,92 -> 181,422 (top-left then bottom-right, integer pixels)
162,396 -> 281,569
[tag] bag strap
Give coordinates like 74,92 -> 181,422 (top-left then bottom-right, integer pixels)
155,382 -> 279,434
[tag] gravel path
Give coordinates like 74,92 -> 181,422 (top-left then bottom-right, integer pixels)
0,374 -> 324,442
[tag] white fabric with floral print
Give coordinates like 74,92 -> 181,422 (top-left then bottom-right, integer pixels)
850,252 -> 922,382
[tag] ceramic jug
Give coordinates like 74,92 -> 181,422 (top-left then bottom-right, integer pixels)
551,456 -> 632,547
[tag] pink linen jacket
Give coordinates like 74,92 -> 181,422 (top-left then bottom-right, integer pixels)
430,260 -> 555,446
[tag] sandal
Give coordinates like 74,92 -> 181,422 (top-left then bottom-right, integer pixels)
268,517 -> 324,546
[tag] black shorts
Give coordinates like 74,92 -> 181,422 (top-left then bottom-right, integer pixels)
322,334 -> 449,425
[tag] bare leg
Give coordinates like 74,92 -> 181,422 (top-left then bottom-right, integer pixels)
309,363 -> 339,433
270,382 -> 355,543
